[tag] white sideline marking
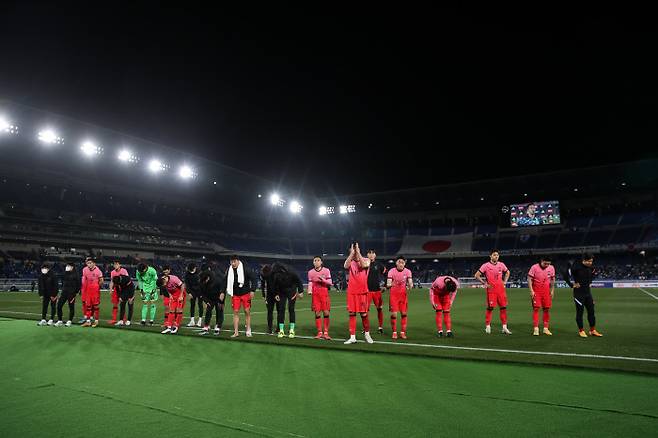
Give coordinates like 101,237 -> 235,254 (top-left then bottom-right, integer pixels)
3,314 -> 658,364
638,288 -> 658,301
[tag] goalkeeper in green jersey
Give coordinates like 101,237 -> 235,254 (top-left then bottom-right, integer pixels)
136,262 -> 158,325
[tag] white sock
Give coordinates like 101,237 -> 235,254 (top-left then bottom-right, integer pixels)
349,335 -> 356,340
503,324 -> 508,329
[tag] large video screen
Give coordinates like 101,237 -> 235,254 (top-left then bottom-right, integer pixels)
510,201 -> 560,227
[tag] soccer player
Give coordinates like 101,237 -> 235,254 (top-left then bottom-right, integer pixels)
387,255 -> 413,340
261,262 -> 304,339
307,256 -> 333,339
55,262 -> 80,327
37,263 -> 58,326
528,256 -> 556,336
564,253 -> 602,338
136,262 -> 158,326
159,273 -> 186,334
226,255 -> 257,338
81,257 -> 103,328
113,272 -> 136,326
343,243 -> 373,345
160,265 -> 172,327
475,249 -> 512,335
184,263 -> 204,327
429,275 -> 459,338
199,270 -> 226,336
366,249 -> 387,334
108,259 -> 129,324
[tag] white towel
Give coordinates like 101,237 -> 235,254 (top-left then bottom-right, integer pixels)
226,261 -> 245,296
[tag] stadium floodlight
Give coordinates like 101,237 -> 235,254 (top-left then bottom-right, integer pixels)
148,159 -> 164,173
318,206 -> 327,216
270,193 -> 282,206
289,201 -> 303,214
118,149 -> 139,163
0,117 -> 18,134
339,205 -> 348,214
80,141 -> 103,157
38,129 -> 63,145
178,165 -> 195,179
257,194 -> 262,198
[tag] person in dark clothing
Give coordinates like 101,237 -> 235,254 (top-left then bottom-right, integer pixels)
199,270 -> 226,336
563,253 -> 603,337
261,262 -> 304,338
56,262 -> 80,326
260,269 -> 280,335
37,263 -> 58,326
226,255 -> 257,338
184,263 -> 205,327
113,274 -> 136,326
366,249 -> 387,334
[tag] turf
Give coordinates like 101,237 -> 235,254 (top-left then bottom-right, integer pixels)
2,288 -> 657,374
0,317 -> 657,437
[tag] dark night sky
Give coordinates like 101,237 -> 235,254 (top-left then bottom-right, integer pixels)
1,4 -> 656,196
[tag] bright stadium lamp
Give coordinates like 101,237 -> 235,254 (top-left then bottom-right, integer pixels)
38,129 -> 63,145
148,159 -> 164,173
80,140 -> 103,157
318,206 -> 327,216
270,193 -> 281,206
179,165 -> 195,179
0,117 -> 18,134
118,149 -> 138,163
290,201 -> 303,214
339,205 -> 348,214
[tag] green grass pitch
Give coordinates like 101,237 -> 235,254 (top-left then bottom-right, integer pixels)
1,287 -> 658,437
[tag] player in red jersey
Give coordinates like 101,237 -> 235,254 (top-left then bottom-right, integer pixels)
475,249 -> 511,335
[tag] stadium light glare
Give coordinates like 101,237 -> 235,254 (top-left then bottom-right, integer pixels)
148,159 -> 164,173
178,165 -> 195,179
257,194 -> 262,198
270,193 -> 282,206
339,205 -> 348,214
289,201 -> 303,214
117,149 -> 138,163
318,206 -> 327,215
38,129 -> 63,145
80,141 -> 103,157
0,117 -> 18,134
213,181 -> 217,185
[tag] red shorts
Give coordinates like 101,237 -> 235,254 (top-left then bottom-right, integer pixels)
111,289 -> 119,305
432,293 -> 452,312
311,292 -> 331,312
232,294 -> 251,311
389,292 -> 408,313
163,296 -> 170,308
83,286 -> 100,306
347,293 -> 368,313
168,291 -> 186,311
369,291 -> 383,308
531,289 -> 552,308
486,284 -> 507,308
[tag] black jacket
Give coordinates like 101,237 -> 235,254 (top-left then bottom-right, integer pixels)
184,270 -> 201,294
200,271 -> 226,302
563,262 -> 594,295
262,262 -> 304,298
367,261 -> 387,292
38,271 -> 59,297
61,269 -> 82,295
226,264 -> 257,296
113,274 -> 135,296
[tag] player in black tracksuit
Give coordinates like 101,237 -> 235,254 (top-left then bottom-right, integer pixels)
260,271 -> 281,334
184,263 -> 204,327
261,262 -> 304,338
114,274 -> 136,325
37,264 -> 58,325
57,263 -> 81,326
563,253 -> 603,337
199,270 -> 226,335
